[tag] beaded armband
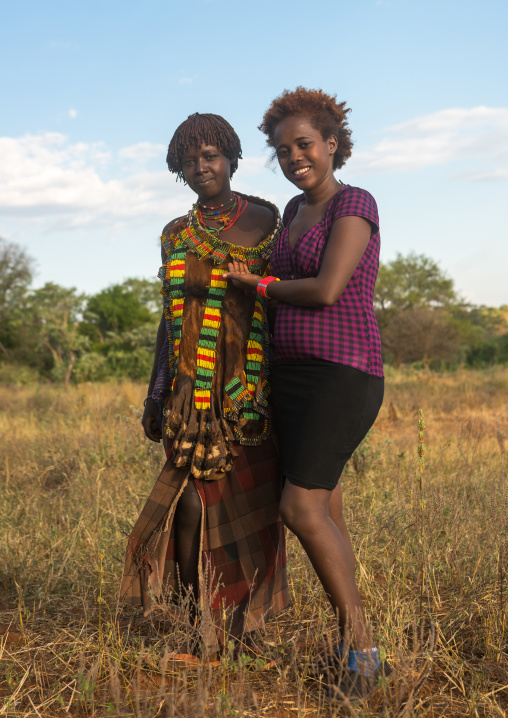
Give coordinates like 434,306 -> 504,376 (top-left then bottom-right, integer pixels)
256,276 -> 280,299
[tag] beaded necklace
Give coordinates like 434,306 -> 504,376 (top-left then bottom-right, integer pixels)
180,207 -> 280,274
198,196 -> 235,211
193,193 -> 247,238
198,195 -> 236,224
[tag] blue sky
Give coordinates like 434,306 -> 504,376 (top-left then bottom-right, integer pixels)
1,0 -> 507,305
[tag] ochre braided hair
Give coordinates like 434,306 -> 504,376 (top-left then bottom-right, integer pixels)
167,113 -> 243,181
259,87 -> 353,170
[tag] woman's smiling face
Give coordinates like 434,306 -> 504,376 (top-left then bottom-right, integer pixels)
273,115 -> 337,191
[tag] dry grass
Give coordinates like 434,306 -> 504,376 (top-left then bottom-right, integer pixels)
0,368 -> 507,717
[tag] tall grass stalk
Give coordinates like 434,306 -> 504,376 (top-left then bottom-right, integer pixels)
98,552 -> 105,646
417,408 -> 426,617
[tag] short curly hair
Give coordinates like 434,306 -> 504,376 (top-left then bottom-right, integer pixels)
259,87 -> 353,170
167,113 -> 243,181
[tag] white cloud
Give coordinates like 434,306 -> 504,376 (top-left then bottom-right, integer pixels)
68,108 -> 78,119
0,134 -> 282,232
452,167 -> 508,182
235,156 -> 267,177
178,76 -> 194,85
0,133 -> 190,230
348,106 -> 508,179
119,142 -> 166,161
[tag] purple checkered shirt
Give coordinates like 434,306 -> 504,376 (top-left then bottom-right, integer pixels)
270,185 -> 383,378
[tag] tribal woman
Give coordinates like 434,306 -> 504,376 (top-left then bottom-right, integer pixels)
120,113 -> 288,656
224,88 -> 391,699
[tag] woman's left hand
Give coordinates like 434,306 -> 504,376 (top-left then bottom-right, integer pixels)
223,260 -> 261,290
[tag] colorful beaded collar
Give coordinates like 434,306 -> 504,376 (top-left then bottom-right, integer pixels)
162,201 -> 281,274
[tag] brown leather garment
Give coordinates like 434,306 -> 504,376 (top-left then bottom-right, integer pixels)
161,197 -> 280,480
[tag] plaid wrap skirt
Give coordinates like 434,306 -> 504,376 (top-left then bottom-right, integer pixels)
120,436 -> 289,654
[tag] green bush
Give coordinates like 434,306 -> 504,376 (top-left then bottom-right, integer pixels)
466,332 -> 508,367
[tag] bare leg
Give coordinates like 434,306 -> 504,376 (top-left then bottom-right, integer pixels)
329,483 -> 356,574
174,482 -> 202,603
280,481 -> 371,650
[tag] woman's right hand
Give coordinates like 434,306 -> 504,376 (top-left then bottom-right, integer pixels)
142,397 -> 163,442
223,260 -> 261,290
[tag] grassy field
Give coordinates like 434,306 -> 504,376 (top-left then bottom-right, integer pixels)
0,368 -> 507,717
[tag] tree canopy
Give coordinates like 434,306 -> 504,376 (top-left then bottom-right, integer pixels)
375,252 -> 458,322
0,238 -> 506,382
84,284 -> 154,337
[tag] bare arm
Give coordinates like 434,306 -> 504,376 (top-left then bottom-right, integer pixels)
141,311 -> 165,442
142,240 -> 170,442
224,215 -> 372,307
146,311 -> 166,396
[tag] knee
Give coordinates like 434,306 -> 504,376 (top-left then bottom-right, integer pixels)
278,499 -> 295,532
279,495 -> 323,538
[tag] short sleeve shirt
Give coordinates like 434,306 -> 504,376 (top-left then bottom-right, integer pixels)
269,185 -> 383,378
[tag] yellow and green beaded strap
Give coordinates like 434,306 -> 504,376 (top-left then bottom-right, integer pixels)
223,292 -> 271,444
159,242 -> 187,384
194,267 -> 228,410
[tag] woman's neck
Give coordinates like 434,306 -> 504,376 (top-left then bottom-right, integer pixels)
302,174 -> 341,206
197,185 -> 234,208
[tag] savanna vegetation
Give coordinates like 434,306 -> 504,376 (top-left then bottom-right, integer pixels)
1,237 -> 507,387
0,370 -> 507,716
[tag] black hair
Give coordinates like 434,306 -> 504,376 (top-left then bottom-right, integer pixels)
259,87 -> 353,170
167,113 -> 243,181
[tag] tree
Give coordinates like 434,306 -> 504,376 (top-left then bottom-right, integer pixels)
374,253 -> 465,366
74,318 -> 158,382
375,252 -> 458,330
381,307 -> 462,367
28,283 -> 86,383
460,305 -> 508,366
82,284 -> 153,339
120,278 -> 162,317
0,238 -> 35,356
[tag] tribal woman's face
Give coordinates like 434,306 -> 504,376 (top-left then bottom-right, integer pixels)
181,144 -> 233,204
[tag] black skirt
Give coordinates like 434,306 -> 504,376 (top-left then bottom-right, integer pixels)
270,360 -> 384,491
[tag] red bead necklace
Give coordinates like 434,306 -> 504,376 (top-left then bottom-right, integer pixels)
194,193 -> 247,237
198,196 -> 236,214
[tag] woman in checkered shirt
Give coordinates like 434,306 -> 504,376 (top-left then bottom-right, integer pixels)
224,88 -> 389,700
